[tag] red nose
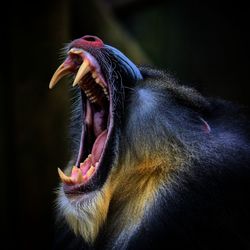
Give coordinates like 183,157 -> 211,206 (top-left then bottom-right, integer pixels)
79,35 -> 104,48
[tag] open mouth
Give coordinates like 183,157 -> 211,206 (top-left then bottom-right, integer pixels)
50,47 -> 112,195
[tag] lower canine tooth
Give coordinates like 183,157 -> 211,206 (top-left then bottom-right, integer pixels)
58,168 -> 73,185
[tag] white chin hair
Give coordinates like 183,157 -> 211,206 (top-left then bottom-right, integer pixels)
56,186 -> 110,243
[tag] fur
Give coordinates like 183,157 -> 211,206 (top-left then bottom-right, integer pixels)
53,43 -> 250,250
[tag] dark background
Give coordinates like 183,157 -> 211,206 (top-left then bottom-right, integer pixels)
0,0 -> 249,249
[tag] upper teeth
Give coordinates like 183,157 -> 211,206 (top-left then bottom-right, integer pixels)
92,72 -> 97,79
79,78 -> 109,104
72,58 -> 91,87
49,48 -> 109,102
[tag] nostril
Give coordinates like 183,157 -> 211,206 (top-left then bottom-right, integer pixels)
81,35 -> 104,48
83,36 -> 97,42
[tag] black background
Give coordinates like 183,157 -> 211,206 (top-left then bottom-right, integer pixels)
0,0 -> 249,249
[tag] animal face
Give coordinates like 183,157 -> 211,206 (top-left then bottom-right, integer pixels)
50,35 -> 250,248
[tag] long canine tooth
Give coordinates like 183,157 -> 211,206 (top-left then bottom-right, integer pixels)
58,168 -> 74,185
49,63 -> 71,89
73,59 -> 90,87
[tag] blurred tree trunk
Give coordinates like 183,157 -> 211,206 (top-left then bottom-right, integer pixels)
70,0 -> 151,65
0,4 -> 12,246
1,1 -> 70,249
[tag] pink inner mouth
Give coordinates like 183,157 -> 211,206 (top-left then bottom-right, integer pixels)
54,48 -> 111,188
70,129 -> 108,184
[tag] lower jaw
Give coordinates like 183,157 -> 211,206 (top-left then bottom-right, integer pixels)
59,89 -> 115,197
62,126 -> 114,197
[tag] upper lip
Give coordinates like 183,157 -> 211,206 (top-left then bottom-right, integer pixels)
49,47 -> 111,192
49,48 -> 108,91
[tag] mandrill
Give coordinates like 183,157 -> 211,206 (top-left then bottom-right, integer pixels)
50,35 -> 250,250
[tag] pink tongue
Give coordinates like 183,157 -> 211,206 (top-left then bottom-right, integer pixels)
93,110 -> 106,137
91,129 -> 108,163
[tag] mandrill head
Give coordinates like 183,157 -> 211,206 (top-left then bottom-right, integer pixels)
50,35 -> 237,246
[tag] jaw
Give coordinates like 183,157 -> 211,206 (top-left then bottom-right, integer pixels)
50,48 -> 115,198
49,36 -> 143,202
56,156 -> 166,244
